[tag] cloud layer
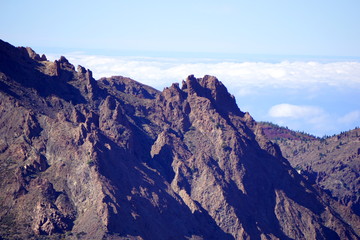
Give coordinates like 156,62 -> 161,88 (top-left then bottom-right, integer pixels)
338,110 -> 360,124
47,53 -> 360,136
268,104 -> 360,136
268,104 -> 324,119
49,53 -> 360,90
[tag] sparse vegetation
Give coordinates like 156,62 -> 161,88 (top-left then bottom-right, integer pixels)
189,126 -> 196,131
294,165 -> 303,173
216,123 -> 225,130
259,121 -> 360,216
76,231 -> 87,239
221,142 -> 231,151
87,160 -> 95,167
258,121 -> 317,141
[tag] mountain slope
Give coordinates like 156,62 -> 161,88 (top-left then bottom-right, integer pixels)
259,122 -> 360,217
0,40 -> 359,240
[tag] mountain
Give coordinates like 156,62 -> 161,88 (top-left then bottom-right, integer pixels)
0,39 -> 359,240
258,122 -> 318,141
259,122 -> 360,218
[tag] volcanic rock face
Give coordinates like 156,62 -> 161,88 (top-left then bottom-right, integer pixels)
0,39 -> 359,239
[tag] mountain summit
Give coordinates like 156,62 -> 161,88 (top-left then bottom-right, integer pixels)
0,40 -> 359,239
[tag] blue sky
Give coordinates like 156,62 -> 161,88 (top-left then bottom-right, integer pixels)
2,0 -> 360,56
1,0 -> 360,136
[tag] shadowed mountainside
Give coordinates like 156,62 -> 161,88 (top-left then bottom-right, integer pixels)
259,122 -> 360,217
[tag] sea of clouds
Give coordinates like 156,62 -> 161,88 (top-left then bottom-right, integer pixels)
47,53 -> 360,136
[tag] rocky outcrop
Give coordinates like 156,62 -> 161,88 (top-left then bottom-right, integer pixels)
31,179 -> 75,235
0,39 -> 359,239
19,46 -> 47,61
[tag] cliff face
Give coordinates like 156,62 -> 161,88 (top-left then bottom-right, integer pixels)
0,40 -> 359,240
259,122 -> 360,218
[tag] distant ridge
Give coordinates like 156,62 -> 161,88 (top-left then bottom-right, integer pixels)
259,122 -> 360,217
258,121 -> 318,141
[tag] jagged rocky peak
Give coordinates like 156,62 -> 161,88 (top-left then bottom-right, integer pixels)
76,65 -> 98,95
52,56 -> 75,79
76,65 -> 93,79
51,56 -> 94,84
18,46 -> 47,61
162,82 -> 186,101
182,74 -> 242,116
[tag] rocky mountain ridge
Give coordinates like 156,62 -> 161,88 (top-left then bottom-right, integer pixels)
0,39 -> 359,239
259,122 -> 360,217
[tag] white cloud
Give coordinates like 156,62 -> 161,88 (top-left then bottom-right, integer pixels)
338,110 -> 360,124
268,104 -> 324,119
47,53 -> 360,91
267,105 -> 360,136
237,88 -> 256,97
267,104 -> 337,136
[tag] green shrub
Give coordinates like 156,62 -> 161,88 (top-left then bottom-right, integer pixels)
87,160 -> 95,167
216,123 -> 224,129
189,126 -> 196,131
